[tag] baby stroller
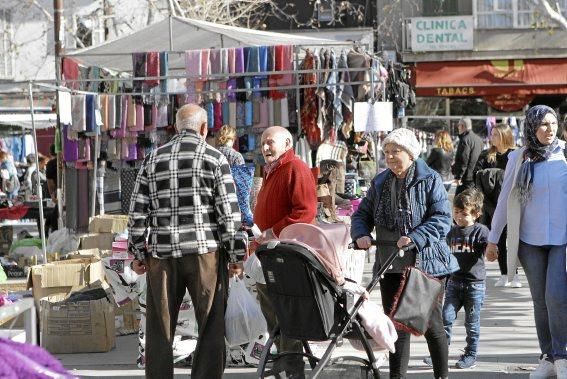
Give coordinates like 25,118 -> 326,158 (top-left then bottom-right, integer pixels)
255,223 -> 415,378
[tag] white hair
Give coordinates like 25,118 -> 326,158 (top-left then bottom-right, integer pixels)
176,105 -> 207,132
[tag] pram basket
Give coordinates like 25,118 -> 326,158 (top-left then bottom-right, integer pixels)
256,238 -> 415,378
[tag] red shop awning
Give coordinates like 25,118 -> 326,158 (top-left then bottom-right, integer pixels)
412,59 -> 567,111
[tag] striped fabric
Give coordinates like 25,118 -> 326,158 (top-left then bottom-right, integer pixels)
128,129 -> 243,262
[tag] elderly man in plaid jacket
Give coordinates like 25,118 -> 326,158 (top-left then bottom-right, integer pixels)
128,104 -> 244,379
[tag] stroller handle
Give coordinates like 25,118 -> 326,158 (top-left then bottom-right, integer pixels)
348,239 -> 416,252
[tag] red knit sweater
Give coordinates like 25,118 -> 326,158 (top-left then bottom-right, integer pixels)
254,149 -> 317,236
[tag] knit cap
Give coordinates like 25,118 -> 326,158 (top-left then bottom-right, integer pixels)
382,128 -> 421,160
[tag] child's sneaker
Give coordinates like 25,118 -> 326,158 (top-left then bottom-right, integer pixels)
509,274 -> 523,288
555,359 -> 567,379
423,356 -> 433,367
456,354 -> 477,369
494,275 -> 509,287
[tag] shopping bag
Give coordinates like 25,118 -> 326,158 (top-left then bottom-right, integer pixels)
243,331 -> 270,365
225,277 -> 267,346
389,266 -> 443,336
243,253 -> 265,285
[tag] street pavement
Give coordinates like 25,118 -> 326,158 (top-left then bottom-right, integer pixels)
57,256 -> 541,378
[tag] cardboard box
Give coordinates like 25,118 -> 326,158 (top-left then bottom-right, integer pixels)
114,298 -> 140,335
88,215 -> 129,234
27,256 -> 106,308
80,233 -> 115,251
40,295 -> 115,353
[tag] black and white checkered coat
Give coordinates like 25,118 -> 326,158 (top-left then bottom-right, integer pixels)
128,129 -> 242,262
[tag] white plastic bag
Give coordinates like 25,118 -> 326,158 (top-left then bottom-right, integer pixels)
46,228 -> 80,254
225,277 -> 267,346
243,253 -> 265,285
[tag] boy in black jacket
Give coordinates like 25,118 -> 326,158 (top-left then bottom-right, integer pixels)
443,188 -> 489,369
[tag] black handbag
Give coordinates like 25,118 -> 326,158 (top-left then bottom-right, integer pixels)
389,266 -> 444,336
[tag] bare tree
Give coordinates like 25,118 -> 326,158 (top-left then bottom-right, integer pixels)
531,0 -> 567,29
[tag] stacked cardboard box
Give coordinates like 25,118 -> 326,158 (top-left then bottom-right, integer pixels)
40,293 -> 115,353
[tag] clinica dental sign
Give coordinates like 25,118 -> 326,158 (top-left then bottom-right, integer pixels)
410,16 -> 474,52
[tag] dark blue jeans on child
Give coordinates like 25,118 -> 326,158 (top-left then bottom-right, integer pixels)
442,279 -> 486,357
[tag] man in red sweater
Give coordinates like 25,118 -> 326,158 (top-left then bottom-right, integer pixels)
253,126 -> 317,378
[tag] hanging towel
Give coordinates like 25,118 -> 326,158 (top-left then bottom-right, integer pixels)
273,98 -> 281,126
77,138 -> 91,162
185,50 -> 201,80
267,46 -> 275,72
146,52 -> 160,87
256,98 -> 269,128
121,139 -> 130,160
227,48 -> 236,74
147,105 -> 158,131
226,79 -> 237,102
253,101 -> 261,124
114,95 -> 122,130
159,52 -> 169,95
214,100 -> 223,131
157,104 -> 168,128
280,97 -> 289,128
100,95 -> 109,131
246,46 -> 260,73
107,94 -> 116,130
107,139 -> 118,161
229,102 -> 237,127
127,143 -> 138,161
268,98 -> 274,126
71,94 -> 86,132
248,134 -> 256,151
85,94 -> 97,133
245,101 -> 253,127
258,46 -> 268,77
222,101 -> 230,125
58,91 -> 72,125
143,104 -> 153,127
206,102 -> 214,129
88,67 -> 101,93
63,126 -> 79,162
126,96 -> 137,129
220,48 -> 229,74
62,58 -> 79,90
201,49 -> 211,79
235,48 -> 245,73
132,53 -> 147,93
132,103 -> 144,132
210,49 -> 222,74
236,102 -> 246,128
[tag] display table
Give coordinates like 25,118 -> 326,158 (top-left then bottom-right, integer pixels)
0,298 -> 37,344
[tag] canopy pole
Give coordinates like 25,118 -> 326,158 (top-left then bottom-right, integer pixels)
169,16 -> 174,51
27,82 -> 48,264
91,131 -> 99,218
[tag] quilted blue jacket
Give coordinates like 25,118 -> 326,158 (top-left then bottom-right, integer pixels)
351,158 -> 459,277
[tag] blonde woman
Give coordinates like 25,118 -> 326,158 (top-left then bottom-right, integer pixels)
216,125 -> 245,167
426,130 -> 454,191
474,123 -> 518,287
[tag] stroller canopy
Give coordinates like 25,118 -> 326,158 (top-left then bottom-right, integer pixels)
279,223 -> 350,285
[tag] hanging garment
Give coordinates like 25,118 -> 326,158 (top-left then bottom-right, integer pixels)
185,50 -> 201,80
226,78 -> 237,103
85,95 -> 98,134
200,49 -> 211,79
126,96 -> 137,130
347,48 -> 371,101
273,98 -> 281,126
268,98 -> 274,127
71,94 -> 86,132
121,168 -> 139,214
100,95 -> 109,131
206,102 -> 214,129
62,57 -> 80,90
77,138 -> 91,162
107,94 -> 116,130
221,48 -> 230,74
236,102 -> 246,128
258,46 -> 268,77
244,101 -> 253,127
229,102 -> 237,127
63,126 -> 79,162
295,135 -> 313,168
247,47 -> 260,73
252,101 -> 261,125
300,51 -> 320,148
222,101 -> 230,125
280,98 -> 289,128
256,98 -> 269,129
132,53 -> 147,94
58,91 -> 72,125
269,45 -> 294,99
235,48 -> 245,73
227,48 -> 236,74
159,52 -> 169,96
214,100 -> 223,131
337,51 -> 354,113
133,102 -> 144,132
114,95 -> 122,130
145,52 -> 160,87
210,49 -> 221,74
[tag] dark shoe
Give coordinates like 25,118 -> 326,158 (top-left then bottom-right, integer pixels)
456,354 -> 477,369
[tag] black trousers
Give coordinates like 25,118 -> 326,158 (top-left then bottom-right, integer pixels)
380,273 -> 448,379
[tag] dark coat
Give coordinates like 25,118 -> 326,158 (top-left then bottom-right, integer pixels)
453,131 -> 484,183
426,148 -> 454,182
351,159 -> 459,277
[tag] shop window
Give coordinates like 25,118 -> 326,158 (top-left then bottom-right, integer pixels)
475,0 -> 567,29
0,9 -> 14,79
423,0 -> 460,16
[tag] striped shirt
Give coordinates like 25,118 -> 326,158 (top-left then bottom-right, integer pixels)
128,129 -> 243,262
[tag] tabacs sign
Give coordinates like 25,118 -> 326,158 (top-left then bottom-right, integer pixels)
411,16 -> 473,52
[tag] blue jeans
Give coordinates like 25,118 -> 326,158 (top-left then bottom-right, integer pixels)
518,241 -> 567,360
442,279 -> 485,356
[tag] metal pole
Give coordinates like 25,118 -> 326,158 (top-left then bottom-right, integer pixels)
54,0 -> 64,230
91,130 -> 99,218
28,82 -> 48,264
168,15 -> 174,51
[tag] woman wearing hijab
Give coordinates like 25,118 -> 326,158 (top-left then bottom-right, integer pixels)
352,128 -> 458,379
486,105 -> 567,379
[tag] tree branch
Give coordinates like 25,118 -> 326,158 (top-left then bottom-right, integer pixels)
532,0 -> 567,29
